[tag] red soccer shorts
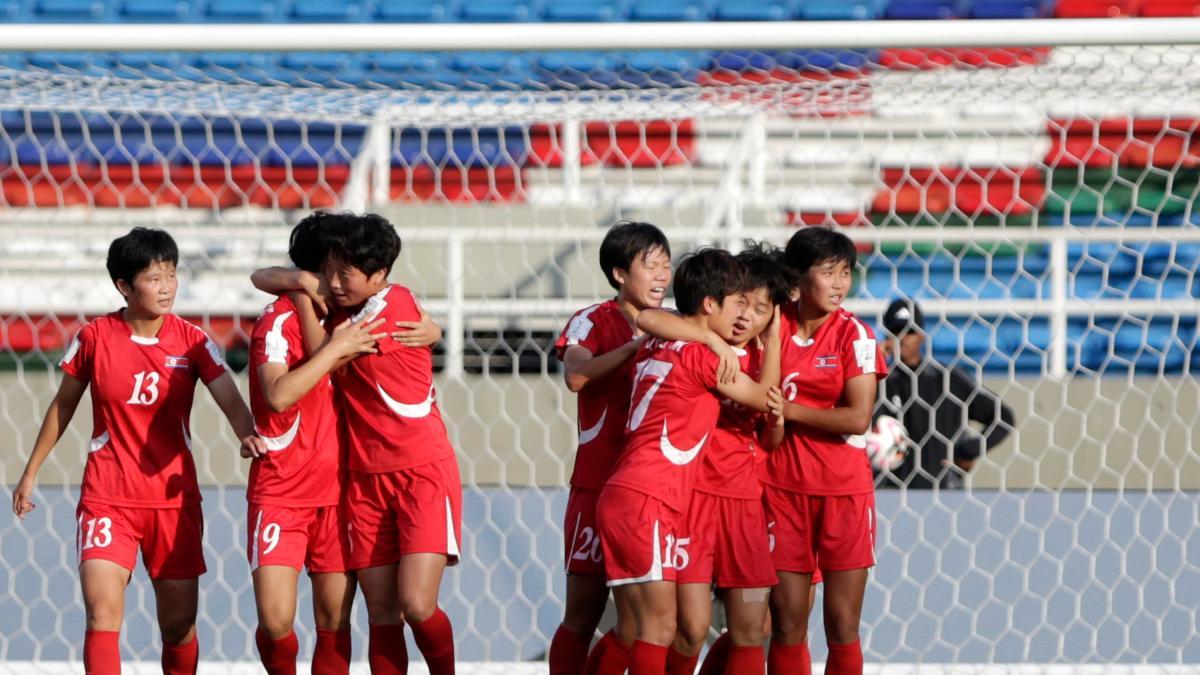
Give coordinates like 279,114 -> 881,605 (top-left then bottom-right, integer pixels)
563,487 -> 605,576
345,457 -> 463,570
595,484 -> 685,587
75,499 -> 205,579
762,487 -> 876,574
247,503 -> 349,574
676,490 -> 778,588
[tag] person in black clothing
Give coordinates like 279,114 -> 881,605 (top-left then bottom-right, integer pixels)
874,298 -> 1016,489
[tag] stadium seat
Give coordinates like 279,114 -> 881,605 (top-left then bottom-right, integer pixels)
535,51 -> 624,88
885,0 -> 964,19
205,0 -> 279,22
1082,318 -> 1194,373
543,0 -> 625,21
970,0 -> 1053,17
618,50 -> 705,87
713,0 -> 794,20
392,127 -> 527,168
1140,0 -> 1200,15
800,0 -> 885,19
458,0 -> 539,21
118,0 -> 193,20
32,0 -> 109,21
290,0 -> 366,21
628,0 -> 710,21
1055,0 -> 1138,16
375,0 -> 460,21
775,49 -> 878,72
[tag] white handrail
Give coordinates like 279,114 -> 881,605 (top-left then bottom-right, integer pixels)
0,19 -> 1197,51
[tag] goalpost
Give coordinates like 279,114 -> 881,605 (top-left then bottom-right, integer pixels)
0,18 -> 1198,672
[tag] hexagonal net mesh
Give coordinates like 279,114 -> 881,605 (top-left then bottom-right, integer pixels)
1,34 -> 1198,671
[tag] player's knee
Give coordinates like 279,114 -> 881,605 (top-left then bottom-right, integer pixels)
822,610 -> 860,645
85,603 -> 123,631
313,605 -> 352,631
258,618 -> 294,640
158,619 -> 196,646
398,593 -> 438,624
639,612 -> 677,645
728,614 -> 769,645
673,618 -> 707,655
771,611 -> 809,643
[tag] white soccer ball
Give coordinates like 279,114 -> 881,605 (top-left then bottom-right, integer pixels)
865,415 -> 910,471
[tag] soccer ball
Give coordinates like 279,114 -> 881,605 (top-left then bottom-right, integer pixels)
865,415 -> 910,471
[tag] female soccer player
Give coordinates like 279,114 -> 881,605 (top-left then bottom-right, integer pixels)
12,227 -> 265,675
764,227 -> 887,675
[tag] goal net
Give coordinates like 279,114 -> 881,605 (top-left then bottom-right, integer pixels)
1,21 -> 1198,670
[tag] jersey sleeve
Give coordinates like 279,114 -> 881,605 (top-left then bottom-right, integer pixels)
841,319 -> 888,381
59,325 -> 95,381
555,307 -> 603,360
252,309 -> 302,370
190,330 -> 230,384
685,344 -> 721,391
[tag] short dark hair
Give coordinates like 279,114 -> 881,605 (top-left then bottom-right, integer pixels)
598,220 -> 671,290
737,240 -> 799,306
783,226 -> 857,276
325,212 -> 401,278
289,211 -> 346,273
106,227 -> 179,287
673,248 -> 747,316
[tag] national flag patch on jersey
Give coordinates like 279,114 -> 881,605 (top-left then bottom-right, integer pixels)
815,355 -> 839,369
165,355 -> 189,369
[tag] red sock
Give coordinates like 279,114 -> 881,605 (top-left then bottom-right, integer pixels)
631,640 -> 668,675
368,623 -> 409,675
824,640 -> 862,675
697,632 -> 730,675
665,644 -> 699,675
313,628 -> 352,675
767,641 -> 810,675
161,634 -> 198,675
585,631 -> 632,675
84,630 -> 121,675
255,628 -> 298,675
411,609 -> 456,675
725,644 -> 765,675
549,625 -> 593,675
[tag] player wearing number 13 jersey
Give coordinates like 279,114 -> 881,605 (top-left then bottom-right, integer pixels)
587,249 -> 772,675
13,228 -> 263,675
763,227 -> 888,675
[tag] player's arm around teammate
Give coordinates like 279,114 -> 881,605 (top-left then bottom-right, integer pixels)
13,228 -> 263,675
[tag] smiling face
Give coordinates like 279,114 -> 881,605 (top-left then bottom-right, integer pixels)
614,245 -> 672,311
800,257 -> 852,315
324,258 -> 388,308
117,260 -> 177,318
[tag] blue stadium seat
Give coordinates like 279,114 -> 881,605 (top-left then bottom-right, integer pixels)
205,0 -> 279,22
118,0 -> 193,21
713,0 -> 793,20
1082,318 -> 1195,373
535,51 -> 624,88
628,0 -> 710,21
618,50 -> 705,87
775,48 -> 878,71
25,51 -> 115,76
544,0 -> 625,20
375,0 -> 460,21
32,0 -> 109,21
970,0 -> 1052,18
710,50 -> 778,71
458,0 -> 539,21
0,0 -> 25,21
392,127 -> 527,167
800,0 -> 884,18
290,0 -> 366,21
885,0 -> 964,19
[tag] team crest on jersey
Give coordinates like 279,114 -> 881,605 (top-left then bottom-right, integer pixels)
165,355 -> 189,369
815,355 -> 839,369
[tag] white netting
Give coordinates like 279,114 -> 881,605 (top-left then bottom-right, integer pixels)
1,30 -> 1199,670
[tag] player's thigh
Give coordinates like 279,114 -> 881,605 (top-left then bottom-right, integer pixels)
721,587 -> 771,646
151,576 -> 199,644
673,583 -> 713,654
79,559 -> 132,631
396,552 -> 448,623
311,571 -> 356,631
612,579 -> 677,645
252,565 -> 301,636
562,571 -> 609,635
356,563 -> 401,625
821,568 -> 868,643
769,571 -> 814,644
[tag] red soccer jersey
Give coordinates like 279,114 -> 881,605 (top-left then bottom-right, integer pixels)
246,295 -> 342,507
60,312 -> 228,507
327,285 -> 454,474
554,300 -> 636,490
695,344 -> 765,499
605,338 -> 721,513
765,304 -> 888,496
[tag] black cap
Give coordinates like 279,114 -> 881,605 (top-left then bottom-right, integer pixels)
883,298 -> 924,337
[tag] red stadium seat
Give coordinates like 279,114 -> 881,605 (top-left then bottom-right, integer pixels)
874,167 -> 1046,216
1055,0 -> 1139,16
878,47 -> 1051,70
527,120 -> 696,168
389,166 -> 522,203
1139,0 -> 1200,15
1046,118 -> 1200,168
